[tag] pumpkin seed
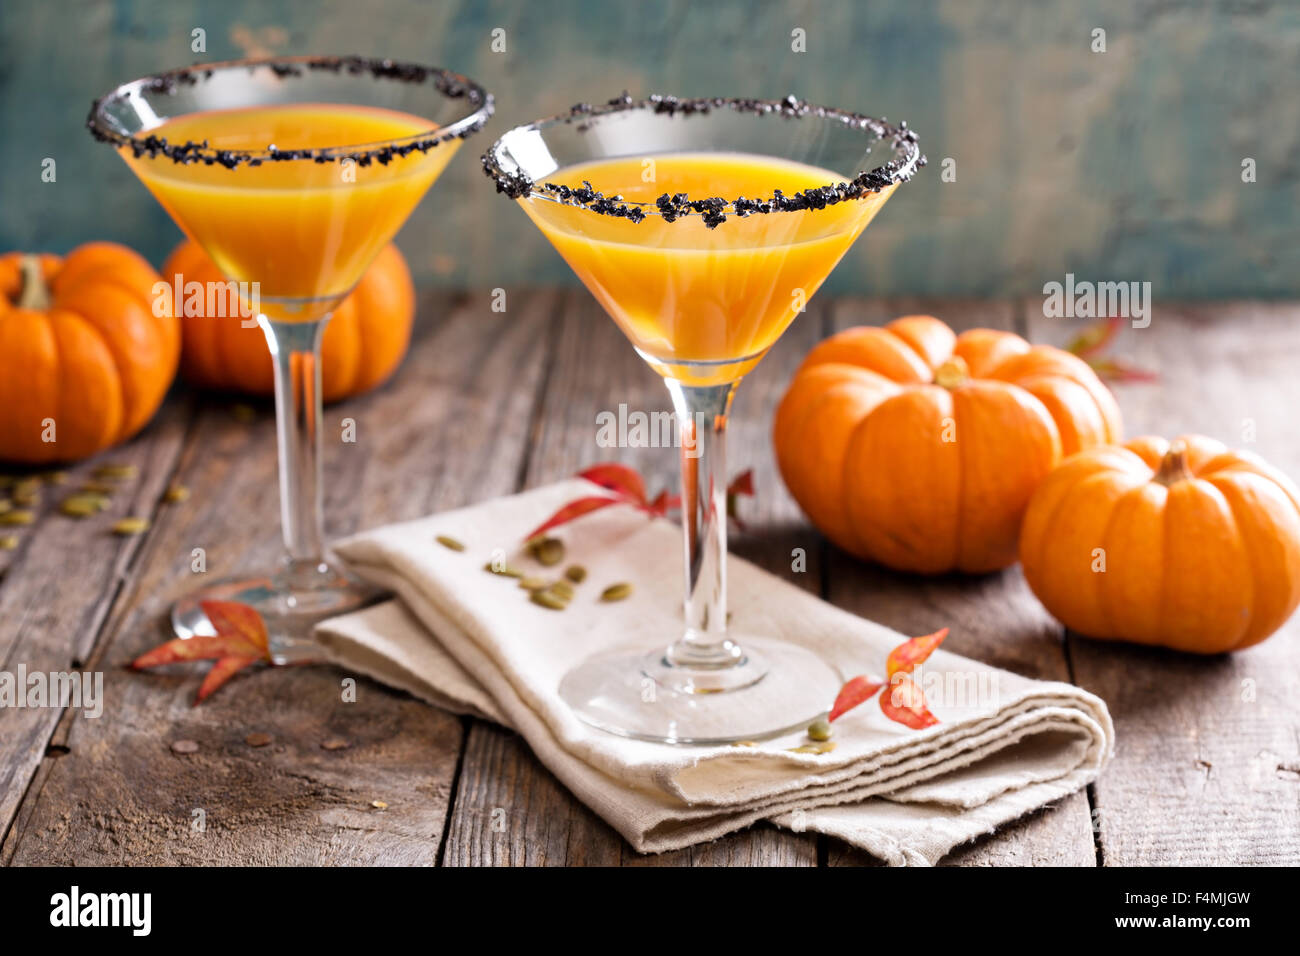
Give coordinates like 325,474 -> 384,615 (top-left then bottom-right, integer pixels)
231,404 -> 257,423
528,536 -> 565,566
80,480 -> 117,495
788,741 -> 837,755
371,800 -> 388,810
731,740 -> 757,748
600,582 -> 633,602
93,463 -> 138,481
0,499 -> 10,514
0,535 -> 18,551
41,471 -> 68,485
807,719 -> 833,742
549,579 -> 575,600
111,517 -> 150,536
163,482 -> 190,503
0,511 -> 35,526
530,589 -> 569,611
564,564 -> 587,584
60,495 -> 103,518
518,576 -> 549,591
483,561 -> 525,578
435,534 -> 466,552
11,479 -> 39,506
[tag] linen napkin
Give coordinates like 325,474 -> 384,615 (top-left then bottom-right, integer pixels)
318,480 -> 1113,864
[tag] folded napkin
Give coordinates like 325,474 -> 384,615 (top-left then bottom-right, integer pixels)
319,480 -> 1113,864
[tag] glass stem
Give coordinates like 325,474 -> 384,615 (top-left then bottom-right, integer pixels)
665,379 -> 741,669
259,316 -> 330,584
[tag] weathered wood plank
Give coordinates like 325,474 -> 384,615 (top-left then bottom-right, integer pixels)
1027,301 -> 1300,865
0,397 -> 191,846
2,289 -> 558,865
820,298 -> 1098,866
442,293 -> 825,865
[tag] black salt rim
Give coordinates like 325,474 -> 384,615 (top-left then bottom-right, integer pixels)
481,93 -> 924,229
87,55 -> 494,170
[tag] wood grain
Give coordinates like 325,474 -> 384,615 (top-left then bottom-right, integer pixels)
1027,301 -> 1300,865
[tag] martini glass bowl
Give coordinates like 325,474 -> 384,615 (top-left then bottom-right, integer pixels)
89,56 -> 492,661
485,95 -> 922,743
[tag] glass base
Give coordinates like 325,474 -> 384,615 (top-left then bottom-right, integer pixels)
170,560 -> 370,665
558,636 -> 841,745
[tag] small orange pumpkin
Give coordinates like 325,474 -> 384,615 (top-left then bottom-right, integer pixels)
773,315 -> 1122,573
164,240 -> 415,403
0,242 -> 179,464
1020,435 -> 1300,653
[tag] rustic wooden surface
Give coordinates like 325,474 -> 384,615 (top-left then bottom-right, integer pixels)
2,291 -> 1298,866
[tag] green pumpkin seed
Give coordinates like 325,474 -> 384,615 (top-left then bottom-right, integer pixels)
11,479 -> 39,506
807,719 -> 833,742
0,510 -> 35,526
787,741 -> 837,755
60,495 -> 102,518
163,483 -> 190,504
111,517 -> 150,536
518,576 -> 549,591
549,579 -> 575,600
41,471 -> 68,485
0,499 -> 10,514
483,561 -> 524,578
231,404 -> 257,423
435,534 -> 466,552
0,534 -> 18,551
530,590 -> 568,611
528,536 -> 565,566
564,564 -> 587,584
600,582 -> 633,602
79,480 -> 117,495
93,463 -> 138,481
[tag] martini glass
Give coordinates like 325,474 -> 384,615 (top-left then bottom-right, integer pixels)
89,56 -> 492,661
484,95 -> 922,744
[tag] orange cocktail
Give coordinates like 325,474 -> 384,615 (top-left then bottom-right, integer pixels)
124,103 -> 458,321
522,153 -> 895,384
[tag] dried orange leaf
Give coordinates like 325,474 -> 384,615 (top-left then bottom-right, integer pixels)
828,675 -> 884,723
886,627 -> 948,679
880,673 -> 939,729
129,600 -> 271,704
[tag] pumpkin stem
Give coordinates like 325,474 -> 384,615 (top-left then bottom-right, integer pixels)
16,255 -> 51,310
1154,439 -> 1193,486
934,355 -> 970,389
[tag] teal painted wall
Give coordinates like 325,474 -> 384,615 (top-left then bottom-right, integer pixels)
1,0 -> 1296,298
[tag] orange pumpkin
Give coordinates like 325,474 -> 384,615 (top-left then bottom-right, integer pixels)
773,315 -> 1122,573
0,242 -> 179,464
1020,435 -> 1300,653
164,240 -> 415,403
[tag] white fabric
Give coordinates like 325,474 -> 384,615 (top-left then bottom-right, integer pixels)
318,480 -> 1113,864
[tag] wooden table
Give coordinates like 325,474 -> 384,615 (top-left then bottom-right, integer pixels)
3,292 -> 1297,866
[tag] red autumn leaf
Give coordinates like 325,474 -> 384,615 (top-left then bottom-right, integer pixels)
726,468 -> 755,531
196,655 -> 263,703
129,599 -> 270,705
524,495 -> 622,542
886,627 -> 948,679
828,675 -> 885,722
1085,356 -> 1160,383
646,489 -> 679,516
728,469 -> 755,499
576,463 -> 648,505
1064,316 -> 1121,358
880,673 -> 939,730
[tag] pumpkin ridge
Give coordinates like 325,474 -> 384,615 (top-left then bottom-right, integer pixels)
1095,480 -> 1151,641
1207,472 -> 1282,650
